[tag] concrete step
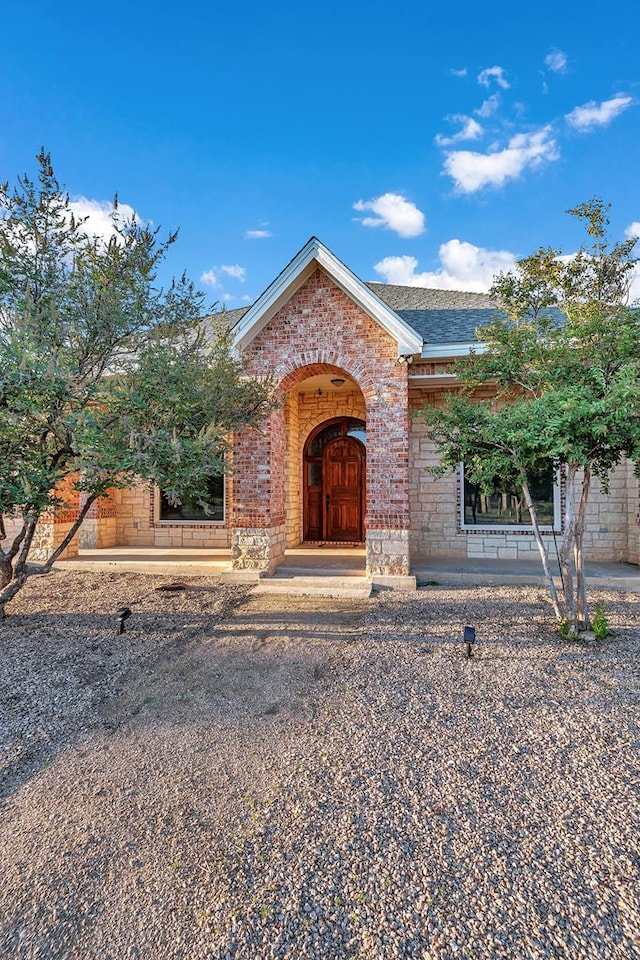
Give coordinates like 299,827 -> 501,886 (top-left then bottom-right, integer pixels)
253,575 -> 372,599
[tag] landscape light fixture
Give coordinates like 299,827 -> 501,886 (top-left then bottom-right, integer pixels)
464,625 -> 476,658
116,606 -> 132,635
330,378 -> 346,387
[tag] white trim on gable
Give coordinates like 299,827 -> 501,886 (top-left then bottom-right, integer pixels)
232,237 -> 423,358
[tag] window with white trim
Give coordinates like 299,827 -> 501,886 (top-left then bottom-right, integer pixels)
158,475 -> 224,523
461,464 -> 559,530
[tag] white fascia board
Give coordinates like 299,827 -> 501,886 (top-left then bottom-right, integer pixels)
232,237 -> 423,358
421,341 -> 487,358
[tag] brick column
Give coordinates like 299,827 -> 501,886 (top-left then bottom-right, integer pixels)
364,369 -> 414,587
230,407 -> 287,574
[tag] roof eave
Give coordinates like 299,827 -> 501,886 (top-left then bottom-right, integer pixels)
421,341 -> 487,359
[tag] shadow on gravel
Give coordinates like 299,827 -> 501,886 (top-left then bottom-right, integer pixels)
0,585 -> 257,802
0,593 -> 369,806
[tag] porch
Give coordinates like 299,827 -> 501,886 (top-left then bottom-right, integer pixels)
54,546 -> 639,592
55,544 -> 367,578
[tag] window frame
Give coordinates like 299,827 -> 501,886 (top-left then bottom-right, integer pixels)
458,463 -> 562,533
154,474 -> 226,526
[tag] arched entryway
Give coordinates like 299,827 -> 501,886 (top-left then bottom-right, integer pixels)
303,417 -> 366,542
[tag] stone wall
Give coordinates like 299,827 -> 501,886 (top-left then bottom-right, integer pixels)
78,490 -> 118,549
232,523 -> 287,573
284,393 -> 301,547
409,393 -> 636,563
580,466 -> 633,561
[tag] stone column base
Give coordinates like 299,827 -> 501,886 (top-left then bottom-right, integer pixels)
366,528 -> 410,578
78,517 -> 118,549
231,524 -> 286,575
31,520 -> 80,562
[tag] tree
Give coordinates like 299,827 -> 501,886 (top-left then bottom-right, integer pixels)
0,152 -> 275,616
419,200 -> 640,635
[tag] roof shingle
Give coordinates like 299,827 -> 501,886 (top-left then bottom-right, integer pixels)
366,283 -> 498,343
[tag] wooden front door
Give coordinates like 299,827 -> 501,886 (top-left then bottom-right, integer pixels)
323,436 -> 364,541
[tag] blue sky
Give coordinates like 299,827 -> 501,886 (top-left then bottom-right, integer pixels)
3,0 -> 640,306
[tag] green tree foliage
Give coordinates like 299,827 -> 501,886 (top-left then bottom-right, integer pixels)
419,200 -> 640,634
0,152 -> 275,615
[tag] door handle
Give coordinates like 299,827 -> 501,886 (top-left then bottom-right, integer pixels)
326,494 -> 330,509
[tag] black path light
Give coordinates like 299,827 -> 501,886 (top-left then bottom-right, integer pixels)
464,625 -> 476,658
116,606 -> 132,635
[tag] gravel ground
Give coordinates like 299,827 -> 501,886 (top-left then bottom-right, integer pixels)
0,571 -> 638,960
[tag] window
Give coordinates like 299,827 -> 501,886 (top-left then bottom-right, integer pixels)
461,464 -> 558,529
306,417 -> 366,457
158,475 -> 224,523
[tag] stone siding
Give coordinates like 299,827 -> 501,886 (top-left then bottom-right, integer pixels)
114,482 -> 230,549
409,392 -> 636,563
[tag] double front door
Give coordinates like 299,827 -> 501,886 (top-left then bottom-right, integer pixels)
305,433 -> 365,542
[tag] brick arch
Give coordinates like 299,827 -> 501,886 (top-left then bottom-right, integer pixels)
278,359 -> 375,404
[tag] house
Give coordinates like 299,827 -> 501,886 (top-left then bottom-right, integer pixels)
36,237 -> 640,587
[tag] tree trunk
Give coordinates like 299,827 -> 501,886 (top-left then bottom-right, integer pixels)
0,518 -> 31,590
0,556 -> 11,590
558,464 -> 580,633
0,495 -> 99,617
575,466 -> 591,630
521,477 -> 565,622
0,517 -> 38,618
40,494 -> 97,572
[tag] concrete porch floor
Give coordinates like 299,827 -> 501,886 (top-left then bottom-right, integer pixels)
55,544 -> 367,578
56,547 -> 233,576
55,545 -> 639,592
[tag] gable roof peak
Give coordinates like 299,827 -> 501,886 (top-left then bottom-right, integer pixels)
232,237 -> 423,357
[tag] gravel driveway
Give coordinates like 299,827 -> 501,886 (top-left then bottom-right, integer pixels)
1,571 -> 638,960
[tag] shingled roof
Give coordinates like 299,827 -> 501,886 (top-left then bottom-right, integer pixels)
366,283 -> 498,344
212,282 -> 500,347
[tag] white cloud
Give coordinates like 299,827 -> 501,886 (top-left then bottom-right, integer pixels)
244,227 -> 272,239
565,94 -> 633,131
450,67 -> 467,78
624,221 -> 640,239
477,66 -> 510,90
544,49 -> 568,73
443,126 -> 559,193
374,240 -> 516,292
220,264 -> 246,281
435,115 -> 484,147
200,269 -> 218,287
201,263 -> 246,287
353,192 -> 426,238
475,94 -> 501,118
68,197 -> 142,243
